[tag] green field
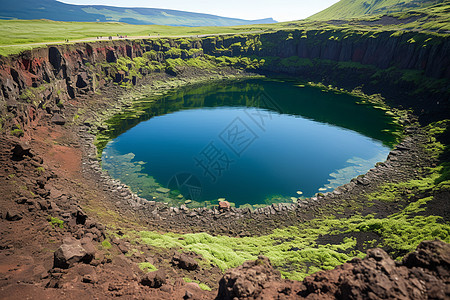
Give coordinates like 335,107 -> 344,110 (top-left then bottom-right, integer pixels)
0,20 -> 266,56
1,0 -> 449,57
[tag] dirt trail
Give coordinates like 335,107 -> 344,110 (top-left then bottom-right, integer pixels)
0,31 -> 263,49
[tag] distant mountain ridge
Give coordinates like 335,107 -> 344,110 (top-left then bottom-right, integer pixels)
308,0 -> 447,20
0,0 -> 276,26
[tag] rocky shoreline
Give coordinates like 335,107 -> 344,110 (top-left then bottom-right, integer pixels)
0,34 -> 448,298
77,85 -> 430,235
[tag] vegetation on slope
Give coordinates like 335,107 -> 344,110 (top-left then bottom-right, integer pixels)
308,0 -> 446,20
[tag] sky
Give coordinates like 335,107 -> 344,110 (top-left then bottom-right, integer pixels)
59,0 -> 341,22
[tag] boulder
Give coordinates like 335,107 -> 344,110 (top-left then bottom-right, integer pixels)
297,240 -> 450,299
217,256 -> 281,299
82,274 -> 97,284
80,237 -> 96,262
403,239 -> 450,271
140,270 -> 166,288
51,114 -> 66,125
53,238 -> 93,268
6,99 -> 18,112
218,201 -> 231,211
11,142 -> 33,160
172,253 -> 198,271
113,239 -> 129,254
5,210 -> 23,221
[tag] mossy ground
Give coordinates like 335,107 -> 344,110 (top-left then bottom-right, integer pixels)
139,262 -> 158,273
48,216 -> 64,229
116,187 -> 448,281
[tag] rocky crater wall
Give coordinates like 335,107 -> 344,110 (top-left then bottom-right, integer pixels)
1,29 -> 449,110
0,29 -> 448,233
204,30 -> 450,79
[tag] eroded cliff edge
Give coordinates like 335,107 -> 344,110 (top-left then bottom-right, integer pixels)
1,29 -> 449,134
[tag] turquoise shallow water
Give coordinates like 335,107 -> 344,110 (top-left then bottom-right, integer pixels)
102,79 -> 397,207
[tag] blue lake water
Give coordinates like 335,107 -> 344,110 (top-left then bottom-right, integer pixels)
102,79 -> 398,207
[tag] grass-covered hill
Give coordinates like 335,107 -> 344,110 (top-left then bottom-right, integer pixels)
1,0 -> 449,57
308,0 -> 447,20
0,0 -> 276,27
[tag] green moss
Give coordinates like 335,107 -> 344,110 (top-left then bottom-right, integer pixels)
19,89 -> 35,101
138,222 -> 358,280
143,50 -> 158,61
10,128 -> 24,137
165,47 -> 182,58
49,216 -> 64,229
182,278 -> 211,291
135,182 -> 449,280
356,202 -> 449,255
36,166 -> 45,174
138,262 -> 158,273
424,120 -> 449,159
101,240 -> 112,249
199,283 -> 212,291
367,170 -> 441,202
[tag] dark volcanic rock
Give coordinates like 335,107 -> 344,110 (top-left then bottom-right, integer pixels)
80,237 -> 96,262
5,210 -> 23,221
76,73 -> 89,88
51,114 -> 66,125
172,253 -> 199,271
74,208 -> 88,225
298,240 -> 450,300
53,238 -> 93,268
48,47 -> 62,74
11,142 -> 33,160
217,256 -> 283,299
216,241 -> 450,300
140,270 -> 166,288
403,238 -> 450,271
